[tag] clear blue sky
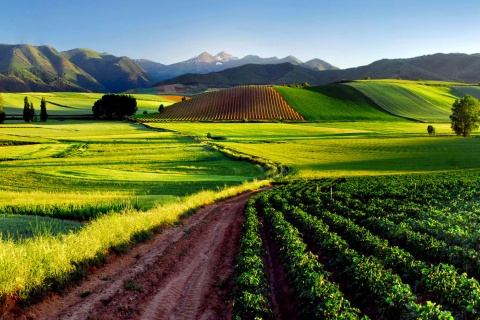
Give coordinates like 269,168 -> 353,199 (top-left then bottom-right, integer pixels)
1,0 -> 479,69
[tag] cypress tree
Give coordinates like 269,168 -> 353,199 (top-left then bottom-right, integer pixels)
29,102 -> 35,122
0,93 -> 5,124
40,97 -> 48,122
23,96 -> 31,122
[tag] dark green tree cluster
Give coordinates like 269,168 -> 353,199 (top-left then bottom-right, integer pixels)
22,96 -> 35,122
450,95 -> 480,137
0,93 -> 5,123
92,94 -> 137,120
427,125 -> 435,136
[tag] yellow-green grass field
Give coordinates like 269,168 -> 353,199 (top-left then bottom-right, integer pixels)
346,82 -> 453,122
0,120 -> 271,302
1,92 -> 175,116
148,122 -> 480,178
0,121 -> 263,196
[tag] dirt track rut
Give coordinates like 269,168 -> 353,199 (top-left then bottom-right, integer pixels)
16,191 -> 259,320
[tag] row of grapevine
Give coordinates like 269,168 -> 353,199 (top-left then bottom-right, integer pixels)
240,171 -> 480,319
253,195 -> 362,319
232,200 -> 273,319
254,193 -> 451,319
137,86 -> 305,122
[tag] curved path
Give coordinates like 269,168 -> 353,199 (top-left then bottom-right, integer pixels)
14,191 -> 262,320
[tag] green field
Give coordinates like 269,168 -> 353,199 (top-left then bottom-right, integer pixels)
148,122 -> 480,178
0,215 -> 84,241
346,81 -> 454,122
0,122 -> 263,207
1,92 -> 175,116
275,85 -> 402,121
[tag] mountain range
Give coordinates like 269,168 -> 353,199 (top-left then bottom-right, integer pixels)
136,51 -> 338,81
0,44 -> 151,92
0,43 -> 479,93
155,53 -> 480,88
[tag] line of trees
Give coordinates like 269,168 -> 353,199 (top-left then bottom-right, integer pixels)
21,97 -> 48,123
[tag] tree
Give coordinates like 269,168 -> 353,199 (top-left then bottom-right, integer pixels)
158,104 -> 165,113
450,95 -> 480,137
23,96 -> 31,122
92,94 -> 137,120
29,102 -> 35,122
427,125 -> 435,136
40,97 -> 48,122
0,94 -> 5,124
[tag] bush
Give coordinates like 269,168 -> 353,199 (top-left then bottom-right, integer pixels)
92,94 -> 137,120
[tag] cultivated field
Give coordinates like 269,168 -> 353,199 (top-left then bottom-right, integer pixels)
2,80 -> 480,318
137,86 -> 304,122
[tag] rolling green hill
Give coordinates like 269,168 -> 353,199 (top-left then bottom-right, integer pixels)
346,81 -> 457,122
453,86 -> 480,100
275,85 -> 402,121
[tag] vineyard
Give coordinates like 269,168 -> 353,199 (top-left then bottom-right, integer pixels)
136,86 -> 305,122
233,171 -> 480,319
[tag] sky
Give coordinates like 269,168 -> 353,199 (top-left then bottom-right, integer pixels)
1,0 -> 480,69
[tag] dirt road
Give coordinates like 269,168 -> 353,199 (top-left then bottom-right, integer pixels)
12,191 -> 259,320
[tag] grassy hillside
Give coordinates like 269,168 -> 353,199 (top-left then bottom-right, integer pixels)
346,81 -> 455,122
138,86 -> 304,122
63,48 -> 152,93
275,85 -> 402,121
453,86 -> 480,100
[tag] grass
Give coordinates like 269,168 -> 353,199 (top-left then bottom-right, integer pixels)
0,179 -> 270,303
0,122 -> 263,208
275,85 -> 402,121
347,81 -> 453,122
1,92 -> 175,116
0,215 -> 83,241
453,86 -> 480,100
147,122 -> 480,179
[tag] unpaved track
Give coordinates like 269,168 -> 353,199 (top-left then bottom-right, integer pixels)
12,190 -> 262,320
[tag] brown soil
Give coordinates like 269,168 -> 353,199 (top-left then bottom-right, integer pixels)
4,190 -> 268,320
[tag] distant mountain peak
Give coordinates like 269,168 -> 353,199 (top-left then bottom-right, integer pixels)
215,51 -> 238,62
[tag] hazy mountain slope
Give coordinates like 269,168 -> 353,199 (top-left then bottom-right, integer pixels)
155,53 -> 480,88
0,44 -> 104,92
137,52 -> 339,81
63,48 -> 152,93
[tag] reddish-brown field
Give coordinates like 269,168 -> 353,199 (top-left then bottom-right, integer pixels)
139,86 -> 305,121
